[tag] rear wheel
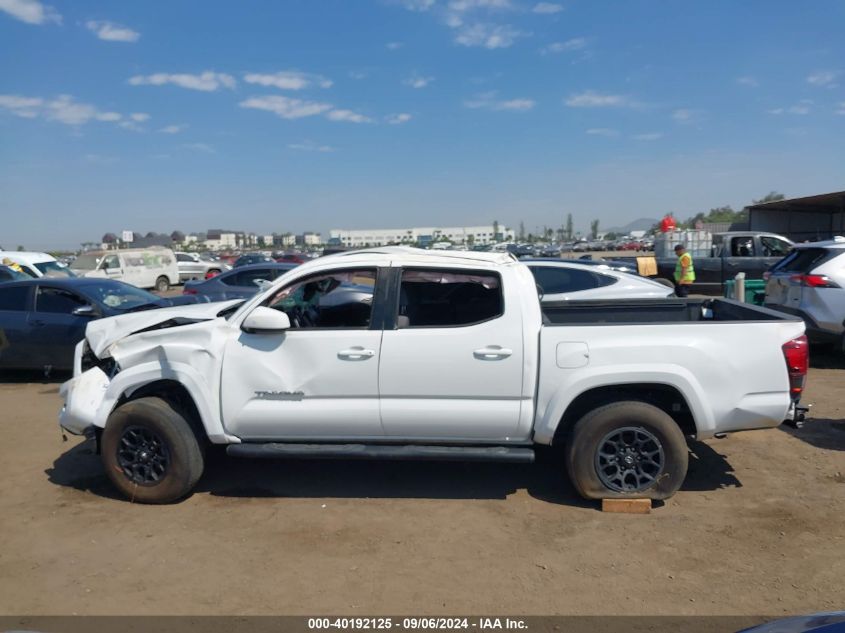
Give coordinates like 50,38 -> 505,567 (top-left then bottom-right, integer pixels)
565,400 -> 688,500
101,397 -> 205,504
155,276 -> 170,292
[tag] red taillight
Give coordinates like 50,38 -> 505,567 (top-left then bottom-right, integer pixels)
183,287 -> 197,295
205,270 -> 219,279
789,273 -> 838,288
782,335 -> 809,397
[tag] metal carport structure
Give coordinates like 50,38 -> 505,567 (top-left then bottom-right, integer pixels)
746,191 -> 845,242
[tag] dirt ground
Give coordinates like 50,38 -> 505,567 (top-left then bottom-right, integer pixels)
0,353 -> 842,617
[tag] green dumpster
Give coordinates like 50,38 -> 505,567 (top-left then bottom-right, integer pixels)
724,279 -> 767,305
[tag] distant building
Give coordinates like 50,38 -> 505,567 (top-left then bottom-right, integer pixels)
274,234 -> 296,247
205,230 -> 238,251
299,232 -> 322,246
328,225 -> 514,248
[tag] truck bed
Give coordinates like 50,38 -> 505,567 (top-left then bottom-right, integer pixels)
542,297 -> 800,325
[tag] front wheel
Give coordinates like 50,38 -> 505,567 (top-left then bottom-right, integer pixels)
101,397 -> 205,503
154,276 -> 170,292
565,401 -> 688,500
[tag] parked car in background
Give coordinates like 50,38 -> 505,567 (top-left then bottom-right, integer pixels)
764,237 -> 845,352
0,278 -> 207,373
70,247 -> 180,292
0,251 -> 75,279
275,253 -> 307,264
0,265 -> 31,283
523,259 -> 673,302
175,252 -> 231,282
233,253 -> 276,268
183,262 -> 298,301
574,255 -> 640,275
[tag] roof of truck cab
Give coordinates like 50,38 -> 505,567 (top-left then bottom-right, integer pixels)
325,246 -> 519,266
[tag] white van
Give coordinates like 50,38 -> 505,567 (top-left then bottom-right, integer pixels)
0,251 -> 75,278
70,247 -> 180,291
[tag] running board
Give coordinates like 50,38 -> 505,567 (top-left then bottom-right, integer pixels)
226,443 -> 535,463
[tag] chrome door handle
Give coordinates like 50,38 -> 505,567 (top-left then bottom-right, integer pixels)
337,347 -> 375,360
473,346 -> 513,360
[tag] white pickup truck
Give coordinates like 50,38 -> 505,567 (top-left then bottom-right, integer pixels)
59,247 -> 809,504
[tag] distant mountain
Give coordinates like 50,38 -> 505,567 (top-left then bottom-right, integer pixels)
605,217 -> 659,235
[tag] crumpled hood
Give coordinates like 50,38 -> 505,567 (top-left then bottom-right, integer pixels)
86,299 -> 242,358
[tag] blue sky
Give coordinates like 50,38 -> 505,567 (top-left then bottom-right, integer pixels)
2,0 -> 844,250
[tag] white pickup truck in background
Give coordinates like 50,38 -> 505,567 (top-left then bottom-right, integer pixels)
58,247 -> 809,504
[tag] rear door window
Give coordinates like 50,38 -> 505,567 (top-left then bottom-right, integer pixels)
760,237 -> 792,257
530,266 -> 617,294
226,268 -> 276,287
770,248 -> 835,273
0,286 -> 32,311
730,237 -> 756,257
35,287 -> 88,313
397,269 -> 502,328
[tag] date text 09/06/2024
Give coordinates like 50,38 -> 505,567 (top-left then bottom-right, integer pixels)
307,618 -> 528,630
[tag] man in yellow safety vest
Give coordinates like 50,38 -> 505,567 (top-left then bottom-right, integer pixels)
673,244 -> 695,297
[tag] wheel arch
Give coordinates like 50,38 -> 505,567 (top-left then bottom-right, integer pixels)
92,362 -> 238,444
549,383 -> 699,446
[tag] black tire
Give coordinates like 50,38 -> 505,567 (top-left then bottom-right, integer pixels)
155,276 -> 169,292
101,397 -> 205,504
565,401 -> 688,500
653,277 -> 675,289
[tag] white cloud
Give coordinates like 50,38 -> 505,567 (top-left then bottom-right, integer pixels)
768,100 -> 813,116
130,112 -> 150,122
807,70 -> 838,88
532,2 -> 563,14
243,71 -> 332,91
837,102 -> 845,115
129,71 -> 236,92
158,124 -> 187,134
326,109 -> 372,123
85,20 -> 140,42
449,0 -> 512,10
454,22 -> 525,49
736,76 -> 759,87
239,95 -> 333,120
0,0 -> 60,25
386,113 -> 413,124
585,128 -> 618,137
541,38 -> 586,54
399,0 -> 435,11
181,143 -> 215,153
349,70 -> 368,80
672,108 -> 705,123
464,91 -> 535,111
288,140 -> 336,153
565,90 -> 629,107
403,73 -> 435,88
633,132 -> 663,141
0,93 -> 150,127
386,41 -> 404,50
0,94 -> 43,118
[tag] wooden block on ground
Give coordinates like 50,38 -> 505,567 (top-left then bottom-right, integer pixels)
601,498 -> 652,514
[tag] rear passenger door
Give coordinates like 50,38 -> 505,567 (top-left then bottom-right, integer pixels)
29,286 -> 94,371
0,286 -> 34,369
378,267 -> 525,441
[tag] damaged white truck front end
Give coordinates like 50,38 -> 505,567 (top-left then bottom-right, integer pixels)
59,300 -> 243,444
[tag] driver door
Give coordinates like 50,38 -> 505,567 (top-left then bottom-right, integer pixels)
220,267 -> 385,440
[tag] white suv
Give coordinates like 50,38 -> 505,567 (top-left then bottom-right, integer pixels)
765,237 -> 845,352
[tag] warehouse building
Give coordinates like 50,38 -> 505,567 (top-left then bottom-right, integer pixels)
746,191 -> 845,242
